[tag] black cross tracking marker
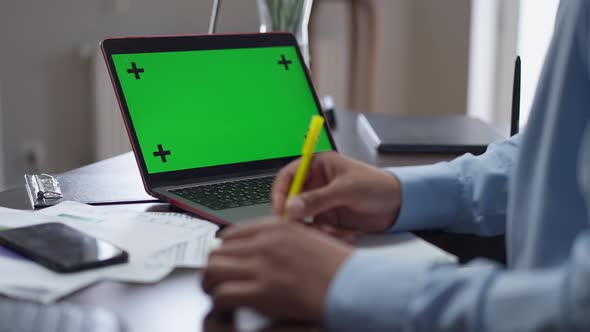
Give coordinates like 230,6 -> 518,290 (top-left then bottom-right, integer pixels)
127,62 -> 145,79
153,144 -> 171,163
278,54 -> 292,70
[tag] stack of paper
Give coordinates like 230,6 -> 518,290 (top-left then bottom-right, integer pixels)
0,201 -> 219,303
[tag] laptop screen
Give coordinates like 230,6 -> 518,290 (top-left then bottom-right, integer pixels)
111,45 -> 333,174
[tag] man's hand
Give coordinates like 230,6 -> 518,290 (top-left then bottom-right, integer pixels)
202,218 -> 353,322
272,151 -> 402,234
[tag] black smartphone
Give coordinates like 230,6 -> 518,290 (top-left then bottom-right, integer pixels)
0,222 -> 128,273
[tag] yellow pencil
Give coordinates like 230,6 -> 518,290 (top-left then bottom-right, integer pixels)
284,115 -> 325,221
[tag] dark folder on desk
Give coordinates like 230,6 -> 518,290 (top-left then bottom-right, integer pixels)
357,113 -> 504,155
24,154 -> 158,209
25,173 -> 158,209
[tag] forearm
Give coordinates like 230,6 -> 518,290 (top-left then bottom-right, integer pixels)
387,135 -> 521,235
325,233 -> 590,332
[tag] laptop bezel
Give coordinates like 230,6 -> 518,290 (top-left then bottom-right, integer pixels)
100,33 -> 337,194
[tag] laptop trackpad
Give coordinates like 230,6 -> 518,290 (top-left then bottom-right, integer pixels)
215,203 -> 273,224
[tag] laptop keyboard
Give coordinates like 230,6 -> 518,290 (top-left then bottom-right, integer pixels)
170,176 -> 275,210
0,297 -> 123,332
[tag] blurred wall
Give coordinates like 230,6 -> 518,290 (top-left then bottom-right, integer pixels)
0,0 -> 258,187
0,0 -> 472,189
407,0 -> 471,116
312,0 -> 471,115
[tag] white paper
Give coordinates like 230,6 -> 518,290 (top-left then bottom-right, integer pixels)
0,201 -> 219,303
38,202 -> 207,259
38,201 -> 220,274
147,232 -> 217,268
0,256 -> 101,303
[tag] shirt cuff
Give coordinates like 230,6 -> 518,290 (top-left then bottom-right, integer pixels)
324,251 -> 432,332
386,164 -> 462,232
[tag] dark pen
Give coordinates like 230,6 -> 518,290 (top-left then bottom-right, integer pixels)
510,56 -> 521,136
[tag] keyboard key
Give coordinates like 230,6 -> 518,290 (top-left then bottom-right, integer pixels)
170,176 -> 274,210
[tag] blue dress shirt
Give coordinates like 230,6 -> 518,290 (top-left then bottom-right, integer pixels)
325,0 -> 590,331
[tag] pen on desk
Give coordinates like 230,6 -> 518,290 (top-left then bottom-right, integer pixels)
510,56 -> 521,136
284,115 -> 325,221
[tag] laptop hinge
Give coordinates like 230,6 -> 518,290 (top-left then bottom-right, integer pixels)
153,168 -> 280,190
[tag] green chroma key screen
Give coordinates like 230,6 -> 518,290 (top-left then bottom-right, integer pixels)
112,46 -> 332,174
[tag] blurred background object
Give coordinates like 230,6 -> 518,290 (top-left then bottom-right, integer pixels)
516,0 -> 559,127
0,0 -> 559,190
258,0 -> 314,67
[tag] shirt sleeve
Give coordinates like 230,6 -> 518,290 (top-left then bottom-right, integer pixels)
324,1 -> 590,330
325,231 -> 590,332
387,135 -> 521,236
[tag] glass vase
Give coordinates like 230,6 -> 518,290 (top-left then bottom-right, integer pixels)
257,0 -> 313,68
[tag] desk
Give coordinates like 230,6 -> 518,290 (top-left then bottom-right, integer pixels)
0,109 -> 505,332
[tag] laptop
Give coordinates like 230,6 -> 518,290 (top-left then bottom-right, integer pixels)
101,33 -> 336,225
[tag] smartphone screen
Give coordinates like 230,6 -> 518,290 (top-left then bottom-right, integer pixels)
0,222 -> 128,273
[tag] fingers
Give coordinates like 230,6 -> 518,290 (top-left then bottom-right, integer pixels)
202,256 -> 256,293
210,281 -> 261,311
271,159 -> 300,215
308,223 -> 358,243
204,218 -> 352,321
273,152 -> 350,219
219,217 -> 279,241
204,223 -> 273,296
271,151 -> 338,215
209,240 -> 262,257
205,220 -> 282,312
285,181 -> 350,219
